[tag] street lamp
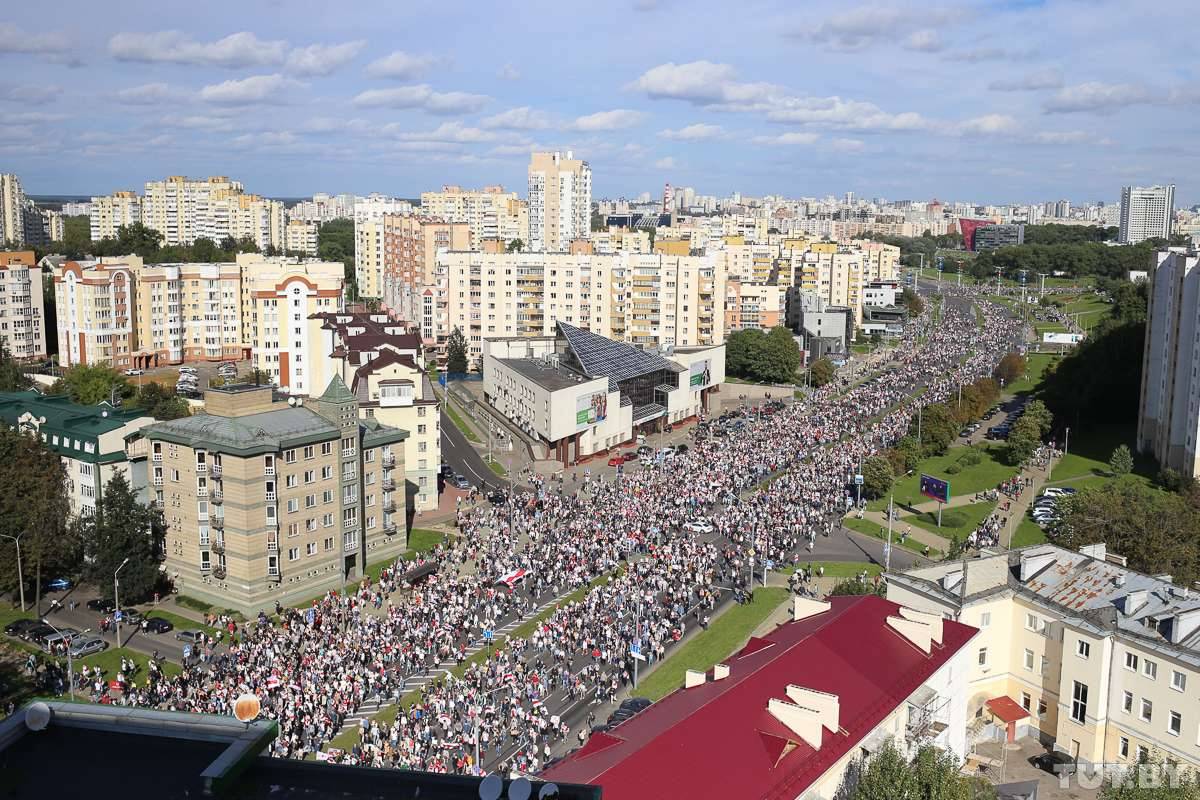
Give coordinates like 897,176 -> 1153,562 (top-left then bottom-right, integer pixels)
40,619 -> 89,701
1,532 -> 25,612
113,557 -> 130,650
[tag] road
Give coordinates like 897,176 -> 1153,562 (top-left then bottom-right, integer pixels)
441,406 -> 514,494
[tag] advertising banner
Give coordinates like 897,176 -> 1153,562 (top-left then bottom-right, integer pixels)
575,392 -> 607,429
919,473 -> 950,504
689,359 -> 712,389
1042,332 -> 1084,345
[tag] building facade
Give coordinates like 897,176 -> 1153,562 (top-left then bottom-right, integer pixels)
724,280 -> 785,332
1120,184 -> 1175,244
140,176 -> 244,246
54,259 -> 137,369
284,219 -> 319,256
379,215 -> 470,330
354,195 -> 412,299
130,260 -> 245,368
0,391 -> 155,516
89,191 -> 143,241
528,151 -> 591,253
0,251 -> 47,360
419,186 -> 527,249
0,174 -> 25,246
137,380 -> 407,615
973,223 -> 1026,251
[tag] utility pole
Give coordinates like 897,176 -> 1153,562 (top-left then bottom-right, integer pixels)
885,495 -> 894,572
1,533 -> 24,611
113,557 -> 130,650
1037,273 -> 1049,299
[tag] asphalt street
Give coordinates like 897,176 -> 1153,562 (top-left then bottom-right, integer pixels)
441,405 -> 513,494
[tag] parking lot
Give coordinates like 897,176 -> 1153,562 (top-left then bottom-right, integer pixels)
124,358 -> 253,398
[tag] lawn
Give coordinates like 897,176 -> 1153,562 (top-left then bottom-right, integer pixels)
1011,518 -> 1048,549
486,459 -> 507,476
140,609 -> 219,638
400,528 -> 446,561
868,443 -> 1014,511
637,587 -> 789,702
783,561 -> 882,579
1050,423 -> 1152,483
1004,353 -> 1061,397
843,517 -> 942,558
903,501 -> 995,542
444,400 -> 481,443
1033,321 -> 1068,337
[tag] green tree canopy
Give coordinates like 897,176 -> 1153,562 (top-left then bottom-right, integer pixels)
1109,444 -> 1134,476
50,363 -> 133,405
725,327 -> 801,384
862,455 -> 894,499
0,341 -> 32,391
807,357 -> 836,388
446,327 -> 469,373
77,471 -> 166,603
993,352 -> 1027,386
133,381 -> 191,420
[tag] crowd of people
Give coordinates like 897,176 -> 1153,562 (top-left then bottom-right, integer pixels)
25,289 -> 1022,778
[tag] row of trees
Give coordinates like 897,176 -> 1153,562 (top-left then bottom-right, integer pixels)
726,327 -> 803,384
48,363 -> 190,420
838,739 -> 994,800
0,426 -> 165,610
36,220 -> 271,264
969,240 -> 1164,282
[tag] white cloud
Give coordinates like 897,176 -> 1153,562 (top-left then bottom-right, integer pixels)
115,82 -> 185,106
766,97 -> 927,131
1030,130 -> 1091,144
628,61 -> 778,109
801,6 -> 963,52
109,30 -> 287,68
0,84 -> 63,104
658,123 -> 723,140
390,121 -> 497,143
0,22 -> 70,52
366,51 -> 437,80
988,68 -> 1064,92
284,40 -> 364,76
568,109 -> 644,131
200,74 -> 299,105
147,134 -> 173,147
482,106 -> 553,130
488,143 -> 539,157
3,112 -> 65,124
159,115 -> 239,132
234,131 -> 299,148
752,132 -> 820,145
352,84 -> 489,114
303,117 -> 372,135
903,29 -> 944,53
653,156 -> 677,169
498,63 -> 521,81
955,114 -> 1020,135
1044,81 -> 1156,113
831,137 -> 865,152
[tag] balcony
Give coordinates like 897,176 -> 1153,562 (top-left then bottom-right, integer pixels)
152,476 -> 164,486
211,516 -> 224,529
210,463 -> 222,478
382,521 -> 398,535
212,565 -> 227,580
196,486 -> 208,498
195,463 -> 207,474
211,490 -> 223,504
381,453 -> 396,469
383,499 -> 397,514
381,478 -> 396,491
212,539 -> 225,554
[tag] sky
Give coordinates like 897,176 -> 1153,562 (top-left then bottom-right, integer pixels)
2,0 -> 1197,205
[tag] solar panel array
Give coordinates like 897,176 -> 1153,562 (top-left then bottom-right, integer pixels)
556,321 -> 679,391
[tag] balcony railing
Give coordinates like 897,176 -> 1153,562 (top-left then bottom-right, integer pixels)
210,463 -> 222,478
381,478 -> 396,491
196,463 -> 207,474
211,490 -> 223,504
382,500 -> 396,514
212,540 -> 225,554
381,454 -> 396,468
212,565 -> 227,580
211,516 -> 224,529
382,521 -> 398,535
196,486 -> 208,498
267,538 -> 279,552
152,476 -> 164,486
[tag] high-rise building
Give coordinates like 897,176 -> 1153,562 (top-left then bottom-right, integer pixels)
1120,184 -> 1175,244
1137,247 -> 1200,476
0,174 -> 27,245
527,151 -> 591,252
419,186 -> 527,249
353,195 -> 412,299
0,251 -> 47,360
288,193 -> 356,224
140,176 -> 244,245
378,215 -> 470,329
283,219 -> 319,256
137,379 -> 408,614
130,260 -> 245,368
90,191 -> 143,241
54,259 -> 137,369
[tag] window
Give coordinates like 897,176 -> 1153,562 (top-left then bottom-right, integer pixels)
1071,681 -> 1088,724
321,442 -> 332,456
977,647 -> 988,667
303,445 -> 314,460
285,474 -> 297,488
979,612 -> 991,629
1137,745 -> 1149,762
1122,691 -> 1133,714
288,547 -> 299,561
306,542 -> 316,556
323,489 -> 333,504
1119,737 -> 1129,759
284,449 -> 296,464
305,494 -> 316,508
1076,639 -> 1091,659
1037,698 -> 1047,717
287,522 -> 299,537
1024,649 -> 1035,671
287,498 -> 299,513
322,513 -> 333,527
1144,660 -> 1158,680
1171,670 -> 1186,692
1125,652 -> 1139,672
1141,698 -> 1153,723
321,465 -> 333,480
304,470 -> 314,484
1021,692 -> 1031,711
1169,711 -> 1182,736
1026,613 -> 1040,632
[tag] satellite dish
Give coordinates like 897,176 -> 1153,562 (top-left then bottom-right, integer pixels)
509,778 -> 531,800
25,702 -> 52,732
538,785 -> 561,800
232,693 -> 261,723
479,773 -> 503,800
288,397 -> 297,406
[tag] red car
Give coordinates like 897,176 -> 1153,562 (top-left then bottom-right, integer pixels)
622,451 -> 639,462
608,456 -> 624,467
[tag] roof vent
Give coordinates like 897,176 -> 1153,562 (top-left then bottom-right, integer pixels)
941,571 -> 963,593
898,606 -> 944,644
684,669 -> 706,689
1123,589 -> 1148,616
791,596 -> 831,622
1115,574 -> 1126,588
1019,551 -> 1058,582
887,615 -> 934,654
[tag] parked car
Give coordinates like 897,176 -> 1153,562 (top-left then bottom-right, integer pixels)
607,456 -> 623,467
178,366 -> 198,375
124,369 -> 144,376
450,473 -> 471,490
20,624 -> 55,643
622,451 -> 638,463
1032,749 -> 1077,777
440,463 -> 455,478
117,609 -> 143,626
69,637 -> 107,658
683,520 -> 714,534
44,577 -> 72,592
142,617 -> 174,634
1042,487 -> 1074,498
5,619 -> 40,637
637,445 -> 654,457
86,598 -> 116,613
176,629 -> 205,644
487,490 -> 507,506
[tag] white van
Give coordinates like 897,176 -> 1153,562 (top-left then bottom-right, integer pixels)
179,366 -> 198,375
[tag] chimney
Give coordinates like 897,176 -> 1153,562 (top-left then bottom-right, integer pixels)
1079,543 -> 1107,561
792,596 -> 831,622
685,669 -> 706,689
713,664 -> 730,681
784,686 -> 840,734
941,570 -> 963,593
1170,609 -> 1200,645
767,698 -> 824,750
1123,590 -> 1148,616
1019,551 -> 1058,582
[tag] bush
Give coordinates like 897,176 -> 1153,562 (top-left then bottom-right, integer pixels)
960,448 -> 983,466
944,464 -> 961,474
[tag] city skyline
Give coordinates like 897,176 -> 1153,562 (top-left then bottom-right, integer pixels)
1,0 -> 1197,203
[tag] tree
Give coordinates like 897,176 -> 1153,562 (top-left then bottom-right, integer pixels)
133,381 -> 191,420
1109,445 -> 1134,476
807,357 -> 835,388
1041,319 -> 1145,428
1099,750 -> 1200,799
237,236 -> 260,254
725,329 -> 762,379
50,364 -> 133,405
911,403 -> 958,457
1022,399 -> 1053,438
911,745 -> 995,800
870,330 -> 883,345
828,576 -> 884,597
506,238 -> 525,253
114,222 -> 164,258
1004,415 -> 1042,465
77,471 -> 166,603
993,351 -> 1027,386
846,739 -> 919,800
861,455 -> 894,499
900,288 -> 925,316
446,327 -> 469,374
193,237 -> 221,263
756,326 -> 801,383
0,340 -> 32,391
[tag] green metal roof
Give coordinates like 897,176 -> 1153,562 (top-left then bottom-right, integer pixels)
0,390 -> 151,463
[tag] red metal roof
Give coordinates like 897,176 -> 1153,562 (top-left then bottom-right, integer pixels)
985,696 -> 1030,725
542,595 -> 977,800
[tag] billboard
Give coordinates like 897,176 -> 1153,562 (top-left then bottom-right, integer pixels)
919,474 -> 950,504
575,391 -> 607,430
689,359 -> 713,389
1042,332 -> 1084,345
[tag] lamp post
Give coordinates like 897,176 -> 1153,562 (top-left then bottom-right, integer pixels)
40,620 -> 89,701
113,557 -> 130,650
1,532 -> 25,612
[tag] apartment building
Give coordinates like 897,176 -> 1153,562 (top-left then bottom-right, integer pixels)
239,255 -> 344,395
1137,247 -> 1200,477
139,176 -> 244,245
1,174 -> 24,245
527,151 -> 591,252
776,242 -> 899,325
130,261 -> 245,368
717,241 -> 775,283
419,185 -> 527,249
54,259 -> 137,369
1120,184 -> 1175,245
208,192 -> 286,252
0,391 -> 154,516
89,191 -> 143,241
354,195 -> 412,299
137,379 -> 408,614
887,543 -> 1200,772
379,215 -> 470,328
724,280 -> 786,332
0,251 -> 47,360
284,219 -> 319,256
438,250 -> 725,367
581,229 -> 650,255
288,192 -> 356,224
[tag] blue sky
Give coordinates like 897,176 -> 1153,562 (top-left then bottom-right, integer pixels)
2,0 -> 1197,204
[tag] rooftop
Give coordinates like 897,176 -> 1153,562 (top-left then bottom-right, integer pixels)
501,357 -> 602,392
556,321 -> 682,391
542,594 -> 976,800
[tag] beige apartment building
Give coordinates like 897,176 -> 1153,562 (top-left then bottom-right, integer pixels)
379,215 -> 470,329
724,280 -> 786,332
354,218 -> 386,300
419,185 -> 527,249
284,219 -> 319,256
439,250 -> 724,367
574,230 -> 651,255
139,176 -> 244,245
0,251 -> 47,360
1,174 -> 24,246
774,241 -> 899,325
527,151 -> 591,253
209,192 -> 286,252
54,259 -> 137,369
887,543 -> 1200,772
130,260 -> 245,368
89,191 -> 142,241
717,241 -> 776,283
138,379 -> 408,614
